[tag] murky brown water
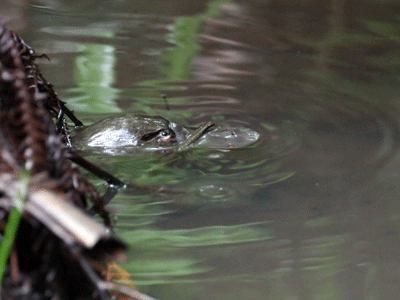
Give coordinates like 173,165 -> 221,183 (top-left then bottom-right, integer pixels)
3,0 -> 400,299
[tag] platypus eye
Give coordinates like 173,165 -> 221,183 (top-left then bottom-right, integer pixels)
140,129 -> 175,142
158,129 -> 176,142
159,130 -> 169,137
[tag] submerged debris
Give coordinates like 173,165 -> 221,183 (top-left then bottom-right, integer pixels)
0,24 -> 153,300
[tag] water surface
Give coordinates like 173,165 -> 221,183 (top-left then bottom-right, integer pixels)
3,0 -> 400,299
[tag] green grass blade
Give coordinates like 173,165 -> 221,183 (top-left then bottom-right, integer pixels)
0,168 -> 30,291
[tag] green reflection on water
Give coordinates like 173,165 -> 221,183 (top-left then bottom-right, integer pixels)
361,19 -> 400,42
68,26 -> 121,113
120,222 -> 275,248
65,0 -> 233,116
156,0 -> 230,82
125,257 -> 210,277
116,222 -> 275,286
304,216 -> 334,228
123,0 -> 232,108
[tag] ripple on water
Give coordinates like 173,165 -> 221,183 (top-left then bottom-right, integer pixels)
194,124 -> 260,149
84,112 -> 300,209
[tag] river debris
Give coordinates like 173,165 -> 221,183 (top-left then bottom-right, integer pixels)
0,24 -> 154,300
178,121 -> 215,151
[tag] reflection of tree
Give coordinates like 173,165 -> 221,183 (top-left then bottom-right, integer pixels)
72,40 -> 121,113
60,25 -> 122,114
139,0 -> 231,86
120,0 -> 233,116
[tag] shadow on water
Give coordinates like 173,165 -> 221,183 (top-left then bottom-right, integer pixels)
3,0 -> 400,299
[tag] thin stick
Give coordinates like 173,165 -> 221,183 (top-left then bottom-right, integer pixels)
68,152 -> 124,187
99,281 -> 158,300
178,121 -> 215,151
